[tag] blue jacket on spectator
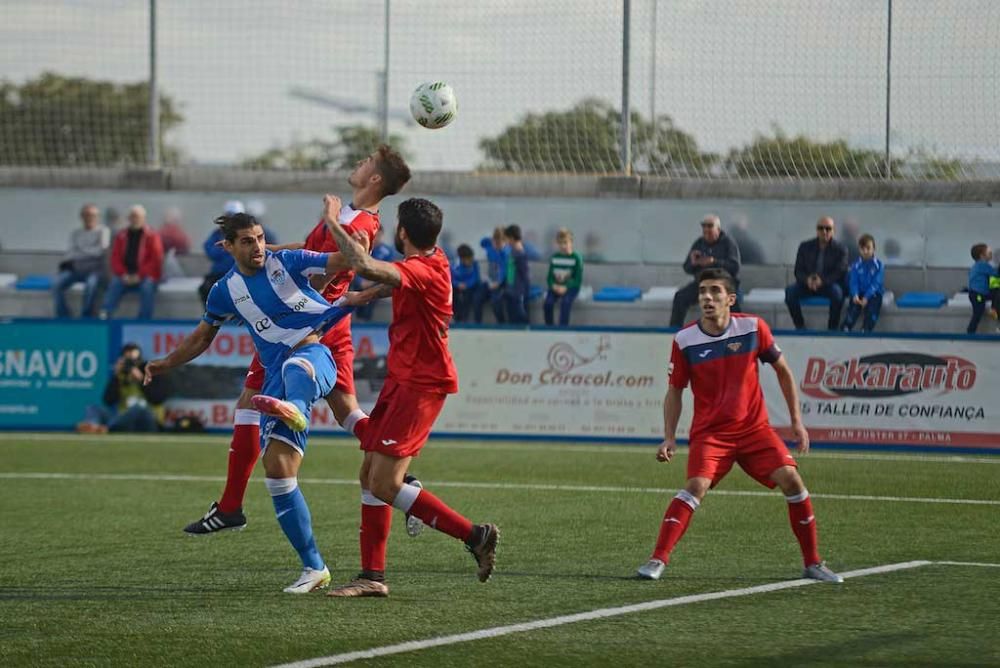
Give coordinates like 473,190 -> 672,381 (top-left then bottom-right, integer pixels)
480,237 -> 510,286
451,260 -> 482,290
371,241 -> 397,263
204,227 -> 276,275
848,256 -> 885,300
968,259 -> 997,295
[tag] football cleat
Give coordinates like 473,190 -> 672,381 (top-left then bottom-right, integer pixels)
283,566 -> 331,594
326,576 -> 390,598
251,395 -> 307,432
637,559 -> 666,580
403,475 -> 425,538
183,501 -> 247,535
465,523 -> 499,582
803,561 -> 844,584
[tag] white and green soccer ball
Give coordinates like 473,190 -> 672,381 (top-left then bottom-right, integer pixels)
409,81 -> 457,129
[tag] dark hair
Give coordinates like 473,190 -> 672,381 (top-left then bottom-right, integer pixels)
457,244 -> 474,259
375,144 -> 411,197
121,342 -> 141,356
504,224 -> 522,242
214,213 -> 260,243
397,198 -> 443,250
696,267 -> 737,294
971,243 -> 989,261
858,233 -> 876,248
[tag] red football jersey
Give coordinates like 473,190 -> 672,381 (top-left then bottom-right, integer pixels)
668,313 -> 782,441
303,203 -> 380,303
387,248 -> 459,394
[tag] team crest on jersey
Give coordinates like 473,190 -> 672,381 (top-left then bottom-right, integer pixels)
270,268 -> 287,285
727,342 -> 743,352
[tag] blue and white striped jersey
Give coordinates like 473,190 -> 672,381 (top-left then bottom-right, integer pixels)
203,249 -> 351,371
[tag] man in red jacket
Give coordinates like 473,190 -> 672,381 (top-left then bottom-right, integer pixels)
100,205 -> 164,320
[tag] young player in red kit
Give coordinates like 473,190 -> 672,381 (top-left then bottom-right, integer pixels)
183,146 -> 425,535
322,194 -> 499,597
637,268 -> 842,584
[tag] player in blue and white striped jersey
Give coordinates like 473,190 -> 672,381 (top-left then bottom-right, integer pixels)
145,212 -> 355,593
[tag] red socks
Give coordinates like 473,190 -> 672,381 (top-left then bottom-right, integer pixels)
217,410 -> 260,514
394,485 -> 474,541
651,491 -> 699,563
360,492 -> 392,573
786,491 -> 821,567
342,409 -> 370,442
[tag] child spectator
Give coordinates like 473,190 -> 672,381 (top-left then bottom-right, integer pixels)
480,226 -> 510,323
841,234 -> 884,333
451,244 -> 485,323
544,228 -> 584,327
503,224 -> 531,324
967,243 -> 998,334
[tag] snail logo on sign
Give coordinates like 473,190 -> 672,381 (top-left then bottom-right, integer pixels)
545,336 -> 610,374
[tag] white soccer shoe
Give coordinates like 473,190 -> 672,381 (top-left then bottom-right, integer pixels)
803,561 -> 844,584
636,559 -> 666,580
283,566 -> 331,594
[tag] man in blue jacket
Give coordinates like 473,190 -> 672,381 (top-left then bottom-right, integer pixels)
198,201 -> 276,305
480,227 -> 510,323
785,217 -> 849,330
841,234 -> 885,333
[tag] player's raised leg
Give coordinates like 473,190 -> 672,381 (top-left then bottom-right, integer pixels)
259,344 -> 338,593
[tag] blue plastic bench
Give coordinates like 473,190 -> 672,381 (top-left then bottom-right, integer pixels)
801,296 -> 831,306
593,286 -> 642,302
15,275 -> 53,291
528,285 -> 544,302
895,292 -> 947,309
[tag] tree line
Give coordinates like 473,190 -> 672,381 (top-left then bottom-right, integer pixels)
0,74 -> 965,179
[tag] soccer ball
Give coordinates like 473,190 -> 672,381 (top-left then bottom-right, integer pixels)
409,82 -> 457,129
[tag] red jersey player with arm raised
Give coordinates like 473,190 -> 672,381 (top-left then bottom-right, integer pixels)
323,194 -> 499,598
183,145 -> 416,536
636,267 -> 843,584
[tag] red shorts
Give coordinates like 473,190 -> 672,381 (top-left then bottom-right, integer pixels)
687,427 -> 797,489
243,317 -> 355,395
361,378 -> 446,458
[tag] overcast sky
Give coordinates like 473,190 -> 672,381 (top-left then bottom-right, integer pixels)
2,0 -> 998,170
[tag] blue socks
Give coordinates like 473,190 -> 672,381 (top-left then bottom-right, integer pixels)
265,477 -> 324,571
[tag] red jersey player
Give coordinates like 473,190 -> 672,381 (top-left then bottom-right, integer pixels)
322,194 -> 499,597
183,145 -> 416,535
637,267 -> 843,584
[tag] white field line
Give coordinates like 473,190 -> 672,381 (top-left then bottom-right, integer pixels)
2,432 -> 999,464
1,472 -> 999,507
935,560 -> 1000,568
269,560 -> 933,668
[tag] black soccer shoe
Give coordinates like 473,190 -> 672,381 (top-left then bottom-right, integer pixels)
183,502 -> 247,536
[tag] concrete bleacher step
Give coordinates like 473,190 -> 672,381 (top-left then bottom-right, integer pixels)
642,286 -> 678,302
158,276 -> 203,294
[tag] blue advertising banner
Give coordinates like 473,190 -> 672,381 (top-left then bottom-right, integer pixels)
0,321 -> 109,428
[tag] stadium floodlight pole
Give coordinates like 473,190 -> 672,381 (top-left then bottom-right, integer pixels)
148,0 -> 160,168
380,0 -> 391,143
884,0 -> 893,180
621,0 -> 632,176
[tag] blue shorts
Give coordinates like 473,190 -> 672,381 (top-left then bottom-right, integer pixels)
260,343 -> 336,455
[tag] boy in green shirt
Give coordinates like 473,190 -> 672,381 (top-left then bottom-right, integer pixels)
544,228 -> 584,327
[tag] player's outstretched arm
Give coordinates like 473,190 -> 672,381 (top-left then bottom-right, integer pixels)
267,241 -> 305,252
323,194 -> 402,287
143,321 -> 219,384
656,386 -> 683,462
772,356 -> 810,454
